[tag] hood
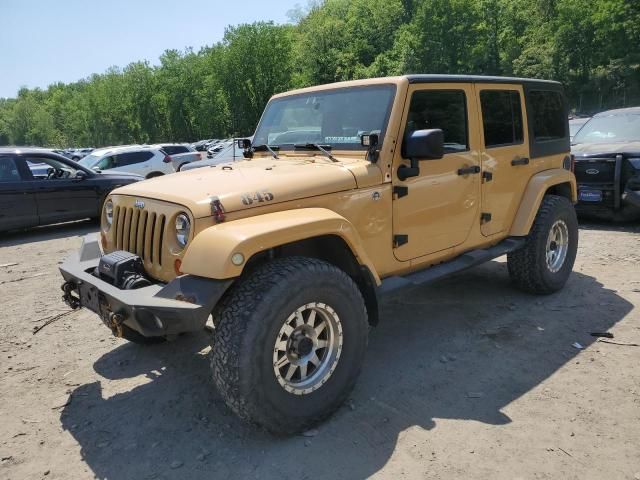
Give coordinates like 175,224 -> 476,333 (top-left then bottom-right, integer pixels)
112,156 -> 379,218
572,141 -> 640,158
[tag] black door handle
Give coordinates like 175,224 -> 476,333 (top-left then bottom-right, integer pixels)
511,157 -> 529,166
457,165 -> 480,175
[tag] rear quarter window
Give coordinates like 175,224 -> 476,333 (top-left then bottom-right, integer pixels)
524,86 -> 569,158
529,90 -> 566,141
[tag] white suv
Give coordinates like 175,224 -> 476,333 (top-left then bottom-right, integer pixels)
78,145 -> 175,178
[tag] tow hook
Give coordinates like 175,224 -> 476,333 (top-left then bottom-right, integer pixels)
107,312 -> 125,338
61,281 -> 81,310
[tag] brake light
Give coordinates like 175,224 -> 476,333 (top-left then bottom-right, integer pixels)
163,154 -> 172,163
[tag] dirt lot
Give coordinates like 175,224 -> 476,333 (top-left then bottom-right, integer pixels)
1,220 -> 639,480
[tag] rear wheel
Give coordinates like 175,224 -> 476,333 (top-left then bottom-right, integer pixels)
210,257 -> 368,434
508,195 -> 578,294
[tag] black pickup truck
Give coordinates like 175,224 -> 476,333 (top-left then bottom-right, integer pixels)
571,107 -> 640,221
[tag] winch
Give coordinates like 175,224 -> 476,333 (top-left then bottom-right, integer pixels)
97,250 -> 151,289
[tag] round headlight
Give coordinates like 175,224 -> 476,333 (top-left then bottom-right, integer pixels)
175,213 -> 191,248
104,200 -> 113,230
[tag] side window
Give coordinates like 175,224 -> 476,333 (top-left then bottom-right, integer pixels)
119,151 -> 154,166
96,155 -> 116,170
26,157 -> 78,179
163,146 -> 187,155
480,90 -> 524,147
404,89 -> 469,154
0,156 -> 21,182
529,90 -> 566,141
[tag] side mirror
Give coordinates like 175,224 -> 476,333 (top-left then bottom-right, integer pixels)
237,138 -> 251,149
398,129 -> 444,181
404,129 -> 444,160
75,170 -> 87,180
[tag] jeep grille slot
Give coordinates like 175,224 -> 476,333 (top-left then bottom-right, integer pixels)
112,205 -> 167,273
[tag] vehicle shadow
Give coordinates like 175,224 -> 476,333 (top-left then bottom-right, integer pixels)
60,263 -> 632,480
0,219 -> 97,248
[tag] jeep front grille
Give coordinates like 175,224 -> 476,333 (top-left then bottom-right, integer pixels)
113,206 -> 166,268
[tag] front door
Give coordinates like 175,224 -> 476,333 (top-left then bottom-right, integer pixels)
475,84 -> 532,236
392,84 -> 481,261
26,155 -> 98,223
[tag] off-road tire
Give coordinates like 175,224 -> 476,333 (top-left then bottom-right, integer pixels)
210,256 -> 368,435
119,324 -> 166,345
508,194 -> 578,294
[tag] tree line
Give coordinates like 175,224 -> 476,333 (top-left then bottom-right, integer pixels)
1,0 -> 638,148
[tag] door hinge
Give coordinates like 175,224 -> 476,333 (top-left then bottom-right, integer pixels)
393,234 -> 408,247
393,186 -> 408,199
482,171 -> 493,182
480,212 -> 492,223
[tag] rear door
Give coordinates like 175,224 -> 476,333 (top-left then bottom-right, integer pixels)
476,84 -> 532,236
0,155 -> 38,230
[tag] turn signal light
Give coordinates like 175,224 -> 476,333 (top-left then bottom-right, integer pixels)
174,259 -> 183,275
211,197 -> 225,222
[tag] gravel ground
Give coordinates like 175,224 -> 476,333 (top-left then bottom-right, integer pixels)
1,219 -> 639,480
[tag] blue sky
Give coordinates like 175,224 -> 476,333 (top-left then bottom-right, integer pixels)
0,0 -> 301,98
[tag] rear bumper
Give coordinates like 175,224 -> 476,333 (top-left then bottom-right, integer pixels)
59,234 -> 232,337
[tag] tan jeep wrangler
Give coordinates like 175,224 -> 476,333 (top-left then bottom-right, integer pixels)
60,75 -> 578,434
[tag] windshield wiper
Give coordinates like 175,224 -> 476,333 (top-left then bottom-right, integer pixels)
293,143 -> 338,162
251,144 -> 279,159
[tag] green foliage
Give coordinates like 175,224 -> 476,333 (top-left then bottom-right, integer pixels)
1,0 -> 639,147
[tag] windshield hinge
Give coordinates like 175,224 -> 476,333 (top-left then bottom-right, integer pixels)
393,234 -> 408,248
393,186 -> 408,199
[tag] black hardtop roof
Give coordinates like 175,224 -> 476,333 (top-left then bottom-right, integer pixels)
405,74 -> 562,88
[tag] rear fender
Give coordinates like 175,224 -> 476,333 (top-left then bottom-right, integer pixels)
510,169 -> 577,236
181,208 -> 380,283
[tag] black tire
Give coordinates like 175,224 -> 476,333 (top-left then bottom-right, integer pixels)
119,324 -> 166,345
508,194 -> 578,294
210,256 -> 368,435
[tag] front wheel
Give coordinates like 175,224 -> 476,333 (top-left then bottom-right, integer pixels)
210,257 -> 369,434
508,194 -> 578,294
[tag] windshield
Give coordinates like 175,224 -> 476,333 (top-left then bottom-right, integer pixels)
573,113 -> 640,144
252,85 -> 396,151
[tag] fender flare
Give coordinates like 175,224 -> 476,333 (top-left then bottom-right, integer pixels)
181,208 -> 381,283
510,169 -> 577,236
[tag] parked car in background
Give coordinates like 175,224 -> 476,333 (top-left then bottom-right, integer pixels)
0,147 -> 141,232
571,107 -> 640,221
206,140 -> 232,158
180,140 -> 245,171
150,143 -> 201,170
569,117 -> 591,141
192,139 -> 216,151
63,148 -> 94,161
78,145 -> 175,178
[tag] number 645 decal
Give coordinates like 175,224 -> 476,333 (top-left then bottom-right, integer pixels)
241,191 -> 275,206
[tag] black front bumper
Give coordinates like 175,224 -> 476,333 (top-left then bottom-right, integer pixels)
59,234 -> 232,337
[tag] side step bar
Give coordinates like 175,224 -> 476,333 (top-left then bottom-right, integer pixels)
377,237 -> 526,295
